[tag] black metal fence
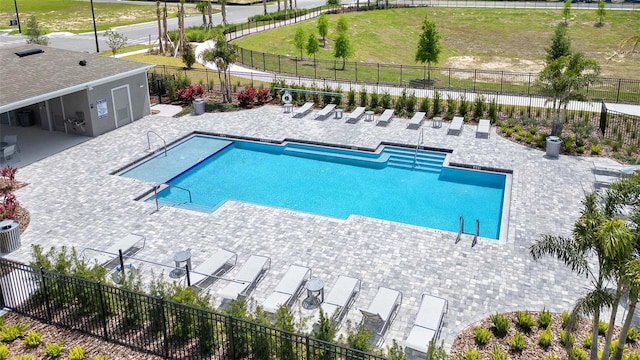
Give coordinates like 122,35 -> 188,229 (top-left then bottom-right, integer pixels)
0,258 -> 389,360
600,102 -> 640,147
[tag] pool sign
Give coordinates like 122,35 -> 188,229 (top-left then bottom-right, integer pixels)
97,98 -> 108,119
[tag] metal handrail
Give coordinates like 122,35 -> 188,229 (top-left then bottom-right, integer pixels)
146,130 -> 167,157
413,128 -> 424,168
153,183 -> 193,211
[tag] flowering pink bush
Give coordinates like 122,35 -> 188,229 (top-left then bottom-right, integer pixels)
175,85 -> 204,105
237,88 -> 271,108
1,167 -> 17,186
0,192 -> 18,220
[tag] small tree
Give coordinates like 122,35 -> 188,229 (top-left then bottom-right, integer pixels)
104,29 -> 128,57
181,43 -> 196,69
317,14 -> 329,47
294,28 -> 305,60
199,36 -> 238,103
415,16 -> 441,83
546,24 -> 572,65
327,0 -> 341,8
25,16 -> 48,46
196,1 -> 208,26
306,33 -> 320,66
336,16 -> 348,34
333,32 -> 354,70
596,0 -> 606,26
563,0 -> 572,24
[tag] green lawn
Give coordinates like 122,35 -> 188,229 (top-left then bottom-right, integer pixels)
232,7 -> 640,79
0,0 -> 205,33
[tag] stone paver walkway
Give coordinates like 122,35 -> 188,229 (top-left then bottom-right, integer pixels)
8,105 -> 597,353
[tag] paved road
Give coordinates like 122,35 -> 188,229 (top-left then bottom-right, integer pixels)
0,0 -> 325,53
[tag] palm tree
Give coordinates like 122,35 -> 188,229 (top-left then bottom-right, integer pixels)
196,1 -> 207,26
619,32 -> 640,55
220,0 -> 228,26
199,36 -> 238,103
538,52 -> 600,136
530,190 -> 635,360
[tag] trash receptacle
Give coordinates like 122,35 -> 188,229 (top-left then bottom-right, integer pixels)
0,220 -> 20,253
193,98 -> 205,115
546,136 -> 562,158
18,110 -> 33,127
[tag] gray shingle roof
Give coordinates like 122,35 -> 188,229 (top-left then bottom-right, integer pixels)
0,44 -> 153,111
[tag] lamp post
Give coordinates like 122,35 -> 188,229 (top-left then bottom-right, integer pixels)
90,0 -> 99,53
13,0 -> 21,33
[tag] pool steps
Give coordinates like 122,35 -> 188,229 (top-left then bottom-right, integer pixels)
383,147 -> 446,173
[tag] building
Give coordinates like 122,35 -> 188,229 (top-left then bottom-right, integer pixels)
0,44 -> 154,137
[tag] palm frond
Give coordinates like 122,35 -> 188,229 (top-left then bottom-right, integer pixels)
529,235 -> 590,275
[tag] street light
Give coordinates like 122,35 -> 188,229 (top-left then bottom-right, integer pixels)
90,0 -> 99,53
13,0 -> 21,33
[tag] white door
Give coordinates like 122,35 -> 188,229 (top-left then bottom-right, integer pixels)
111,85 -> 133,128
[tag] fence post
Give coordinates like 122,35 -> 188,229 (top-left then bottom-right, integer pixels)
355,62 -> 357,82
159,297 -> 169,358
40,267 -> 52,321
334,61 -> 337,81
617,79 -> 621,103
306,334 -> 311,359
227,315 -> 235,359
377,63 -> 380,83
250,50 -> 254,68
278,55 -> 281,74
400,64 -> 403,86
473,69 -> 477,92
500,71 -> 503,93
263,52 -> 266,71
599,100 -> 608,136
528,73 -> 532,95
448,68 -> 451,88
97,282 -> 109,340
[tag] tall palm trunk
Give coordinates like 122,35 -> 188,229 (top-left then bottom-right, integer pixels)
207,0 -> 213,28
262,0 -> 267,14
602,283 -> 624,360
613,292 -> 638,360
221,0 -> 228,26
156,1 -> 163,55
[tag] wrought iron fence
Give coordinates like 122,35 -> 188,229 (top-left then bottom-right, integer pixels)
600,102 -> 640,147
0,258 -> 389,360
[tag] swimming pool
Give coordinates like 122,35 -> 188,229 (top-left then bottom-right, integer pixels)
120,135 -> 509,239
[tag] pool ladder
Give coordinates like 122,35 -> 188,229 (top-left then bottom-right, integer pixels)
413,128 -> 424,168
153,183 -> 193,211
146,131 -> 167,157
455,215 -> 479,247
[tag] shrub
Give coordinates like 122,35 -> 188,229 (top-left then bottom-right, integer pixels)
445,96 -> 456,120
473,327 -> 491,346
560,330 -> 574,347
175,84 -> 204,105
347,88 -> 356,108
359,87 -> 368,107
406,92 -> 417,116
562,310 -> 570,327
22,330 -> 41,348
503,128 -> 513,137
489,345 -> 507,360
490,313 -> 509,337
543,356 -> 558,360
598,320 -> 608,335
0,344 -> 7,360
464,349 -> 481,360
571,346 -> 587,360
44,342 -> 64,359
590,144 -> 602,155
432,91 -> 441,115
516,311 -> 535,332
68,345 -> 85,360
92,356 -> 107,360
386,339 -> 407,360
627,352 -> 640,360
419,97 -> 430,114
539,328 -> 552,348
583,334 -> 591,349
538,307 -> 552,329
381,92 -> 392,109
628,326 -> 640,342
10,356 -> 32,360
459,95 -> 469,117
473,95 -> 486,120
508,332 -> 526,352
0,323 -> 26,342
237,87 -> 270,108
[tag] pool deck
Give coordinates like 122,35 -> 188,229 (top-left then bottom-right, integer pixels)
7,105 -> 600,354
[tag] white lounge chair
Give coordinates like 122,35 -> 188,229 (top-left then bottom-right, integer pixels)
376,109 -> 394,126
84,234 -> 146,268
476,119 -> 490,139
219,255 -> 271,300
346,107 -> 366,124
447,116 -> 464,135
262,264 -> 311,313
293,102 -> 314,118
360,286 -> 403,338
2,135 -> 20,153
190,248 -> 237,292
407,112 -> 426,129
317,275 -> 361,326
314,104 -> 336,120
404,293 -> 448,355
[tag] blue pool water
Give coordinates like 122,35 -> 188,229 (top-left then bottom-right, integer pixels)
121,136 -> 507,239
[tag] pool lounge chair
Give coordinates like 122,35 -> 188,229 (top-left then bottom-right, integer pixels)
376,109 -> 394,127
293,102 -> 314,118
316,275 -> 361,326
407,112 -> 426,129
84,233 -> 146,269
190,248 -> 237,292
360,286 -> 403,340
346,107 -> 366,124
219,255 -> 271,300
404,293 -> 448,355
447,116 -> 464,136
262,264 -> 311,313
314,104 -> 336,120
476,119 -> 491,139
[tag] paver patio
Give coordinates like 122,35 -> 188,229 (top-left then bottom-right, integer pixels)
5,105 -> 598,352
